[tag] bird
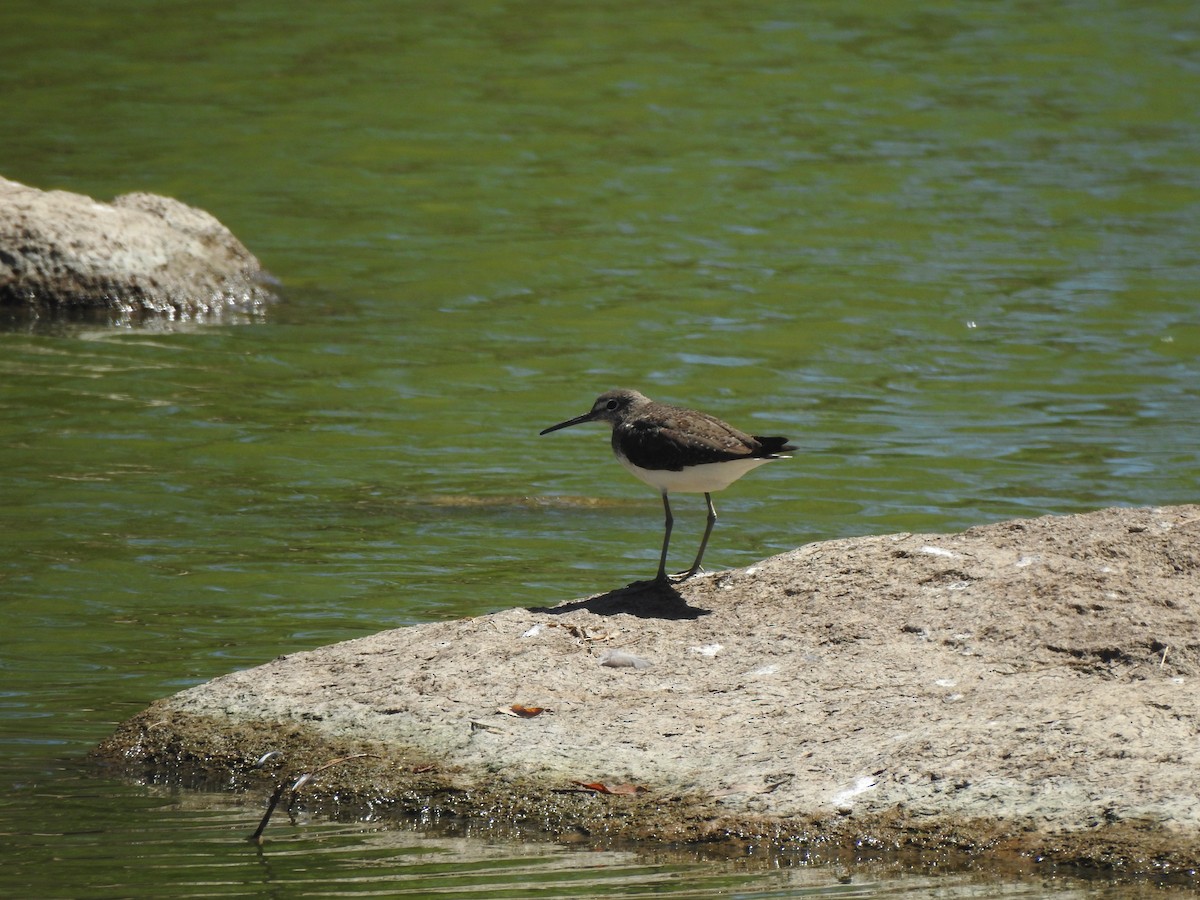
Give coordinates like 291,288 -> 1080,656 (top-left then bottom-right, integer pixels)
539,388 -> 795,583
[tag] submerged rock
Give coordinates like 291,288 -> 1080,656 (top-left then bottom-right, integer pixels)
93,505 -> 1200,878
0,175 -> 276,321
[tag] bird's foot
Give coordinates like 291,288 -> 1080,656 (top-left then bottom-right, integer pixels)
645,565 -> 706,587
626,573 -> 674,591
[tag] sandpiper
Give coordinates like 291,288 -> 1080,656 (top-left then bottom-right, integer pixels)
540,388 -> 795,583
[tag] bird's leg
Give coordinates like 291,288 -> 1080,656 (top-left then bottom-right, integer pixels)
655,491 -> 673,583
677,492 -> 717,580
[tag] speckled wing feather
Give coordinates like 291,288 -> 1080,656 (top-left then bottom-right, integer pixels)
614,402 -> 791,472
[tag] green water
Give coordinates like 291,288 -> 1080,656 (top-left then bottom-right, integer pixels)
2,1 -> 1198,896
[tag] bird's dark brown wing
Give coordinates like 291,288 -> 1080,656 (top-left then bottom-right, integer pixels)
615,405 -> 786,471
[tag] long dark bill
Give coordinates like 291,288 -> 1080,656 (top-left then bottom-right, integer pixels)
539,411 -> 596,435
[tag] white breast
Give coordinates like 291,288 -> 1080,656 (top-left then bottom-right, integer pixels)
615,452 -> 778,493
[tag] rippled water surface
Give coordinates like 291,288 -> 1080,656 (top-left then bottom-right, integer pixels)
2,0 -> 1198,896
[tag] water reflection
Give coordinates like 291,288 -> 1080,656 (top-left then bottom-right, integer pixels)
0,303 -> 273,335
2,773 -> 1182,899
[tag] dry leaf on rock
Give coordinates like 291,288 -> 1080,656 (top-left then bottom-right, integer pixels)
499,704 -> 549,718
570,780 -> 648,796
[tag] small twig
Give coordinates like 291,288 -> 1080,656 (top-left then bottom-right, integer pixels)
309,752 -> 375,775
248,782 -> 288,845
1160,646 -> 1170,668
251,750 -> 283,769
246,752 -> 379,845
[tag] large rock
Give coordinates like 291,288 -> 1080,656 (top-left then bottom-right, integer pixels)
93,505 -> 1200,877
0,175 -> 276,319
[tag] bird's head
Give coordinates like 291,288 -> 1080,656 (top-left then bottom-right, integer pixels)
539,388 -> 650,434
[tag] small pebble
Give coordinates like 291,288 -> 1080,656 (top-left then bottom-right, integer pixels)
599,649 -> 652,670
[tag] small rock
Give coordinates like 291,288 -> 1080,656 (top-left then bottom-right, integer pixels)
598,649 -> 652,670
0,174 -> 276,321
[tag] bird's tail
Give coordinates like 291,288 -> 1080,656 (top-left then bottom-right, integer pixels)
755,435 -> 796,457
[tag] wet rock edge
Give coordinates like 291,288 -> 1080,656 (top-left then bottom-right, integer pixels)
90,505 -> 1200,882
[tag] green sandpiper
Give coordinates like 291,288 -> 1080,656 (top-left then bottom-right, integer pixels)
540,388 -> 795,583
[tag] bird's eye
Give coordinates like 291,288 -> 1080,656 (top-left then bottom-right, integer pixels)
606,399 -> 619,410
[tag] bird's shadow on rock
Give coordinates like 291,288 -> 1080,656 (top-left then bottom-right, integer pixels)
529,579 -> 711,620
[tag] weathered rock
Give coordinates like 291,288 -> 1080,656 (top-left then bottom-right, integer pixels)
93,505 -> 1200,878
0,175 -> 276,319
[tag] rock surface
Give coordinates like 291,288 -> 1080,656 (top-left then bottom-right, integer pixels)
0,175 -> 275,320
94,505 -> 1200,878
